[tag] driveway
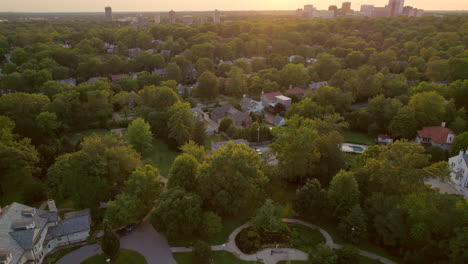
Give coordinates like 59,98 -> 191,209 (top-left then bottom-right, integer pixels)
56,220 -> 176,264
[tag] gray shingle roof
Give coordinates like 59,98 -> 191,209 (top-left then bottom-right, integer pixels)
48,216 -> 90,238
9,229 -> 34,250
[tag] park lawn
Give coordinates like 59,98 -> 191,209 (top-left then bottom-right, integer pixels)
290,224 -> 325,252
145,139 -> 179,177
81,249 -> 147,264
68,129 -> 110,146
343,153 -> 359,167
174,251 -> 261,264
43,245 -> 81,264
278,255 -> 383,264
342,131 -> 375,145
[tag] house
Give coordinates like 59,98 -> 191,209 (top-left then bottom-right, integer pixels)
378,134 -> 393,144
177,84 -> 195,96
111,74 -> 125,83
211,139 -> 250,151
448,150 -> 468,191
87,77 -> 102,84
415,123 -> 456,150
275,95 -> 292,109
127,48 -> 142,58
128,91 -> 140,109
261,91 -> 283,107
308,81 -> 329,90
285,87 -> 306,97
265,113 -> 285,127
210,105 -> 252,128
153,69 -> 166,76
161,50 -> 171,56
306,58 -> 318,64
57,78 -> 76,86
240,96 -> 264,115
0,200 -> 90,264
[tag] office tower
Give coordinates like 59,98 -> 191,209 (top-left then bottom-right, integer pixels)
105,6 -> 112,22
360,5 -> 375,17
213,9 -> 221,23
303,4 -> 316,18
389,0 -> 405,17
169,10 -> 177,24
342,2 -> 351,12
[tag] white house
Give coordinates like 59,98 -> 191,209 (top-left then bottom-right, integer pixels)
415,123 -> 456,150
0,200 -> 90,264
448,150 -> 468,191
377,134 -> 393,144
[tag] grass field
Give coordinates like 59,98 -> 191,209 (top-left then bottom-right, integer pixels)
81,249 -> 147,264
343,153 -> 359,167
68,129 -> 110,146
145,139 -> 179,177
278,255 -> 383,264
342,131 -> 375,145
174,251 -> 261,264
290,224 -> 325,252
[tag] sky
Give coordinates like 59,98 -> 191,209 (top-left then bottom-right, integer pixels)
1,0 -> 467,12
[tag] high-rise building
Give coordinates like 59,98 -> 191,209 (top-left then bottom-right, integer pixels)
389,0 -> 405,17
213,9 -> 221,23
360,5 -> 375,17
183,15 -> 193,25
154,14 -> 161,24
105,6 -> 112,22
342,2 -> 351,12
303,4 -> 317,18
168,10 -> 177,24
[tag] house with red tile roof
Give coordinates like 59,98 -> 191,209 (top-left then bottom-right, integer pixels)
415,123 -> 456,150
285,87 -> 306,96
111,74 -> 125,83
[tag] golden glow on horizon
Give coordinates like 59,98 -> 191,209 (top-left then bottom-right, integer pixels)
1,0 -> 467,12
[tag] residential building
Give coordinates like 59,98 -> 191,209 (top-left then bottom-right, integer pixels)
360,5 -> 375,16
0,201 -> 90,264
261,91 -> 282,108
210,105 -> 252,128
275,95 -> 292,109
57,78 -> 76,86
265,113 -> 285,127
285,87 -> 306,97
308,81 -> 329,90
111,74 -> 125,83
240,96 -> 264,115
303,4 -> 317,18
168,10 -> 177,24
105,6 -> 112,22
448,150 -> 468,190
213,10 -> 221,23
389,0 -> 405,17
211,139 -> 250,151
127,48 -> 142,58
154,14 -> 161,24
415,123 -> 456,150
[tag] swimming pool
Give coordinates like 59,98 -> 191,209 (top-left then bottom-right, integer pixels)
352,146 -> 364,153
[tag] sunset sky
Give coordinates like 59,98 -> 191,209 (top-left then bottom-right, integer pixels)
1,0 -> 467,12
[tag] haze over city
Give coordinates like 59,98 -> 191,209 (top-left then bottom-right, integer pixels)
1,0 -> 467,12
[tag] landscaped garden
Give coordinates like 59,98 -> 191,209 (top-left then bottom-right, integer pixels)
81,249 -> 147,264
174,251 -> 261,264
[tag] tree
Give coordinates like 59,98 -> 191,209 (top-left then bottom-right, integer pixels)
294,179 -> 327,219
165,62 -> 182,82
280,63 -> 310,87
168,153 -> 199,191
195,57 -> 215,76
192,119 -> 207,146
197,71 -> 219,98
180,141 -> 208,163
125,165 -> 163,205
270,116 -> 320,182
313,53 -> 342,81
193,240 -> 211,263
251,199 -> 289,233
201,211 -> 223,238
337,245 -> 359,264
328,170 -> 359,219
226,66 -> 247,96
218,116 -> 234,132
35,111 -> 61,136
425,59 -> 449,81
138,85 -> 179,111
345,51 -> 366,69
286,98 -> 324,119
105,194 -> 140,228
450,132 -> 468,156
408,91 -> 446,127
309,244 -> 338,264
168,102 -> 194,146
151,187 -> 202,237
47,151 -> 108,208
102,220 -> 120,261
338,204 -> 367,244
197,142 -> 265,215
308,85 -> 353,114
389,106 -> 418,139
449,227 -> 468,264
126,118 -> 153,153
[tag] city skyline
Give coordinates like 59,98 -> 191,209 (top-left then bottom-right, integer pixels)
1,0 -> 467,12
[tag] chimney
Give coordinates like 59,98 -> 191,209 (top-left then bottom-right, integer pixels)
47,199 -> 57,212
441,122 -> 446,127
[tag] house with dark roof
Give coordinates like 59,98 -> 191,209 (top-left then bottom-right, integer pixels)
265,113 -> 285,127
415,123 -> 456,150
57,78 -> 76,86
0,200 -> 90,264
448,150 -> 468,191
240,97 -> 264,115
308,81 -> 329,90
210,105 -> 252,128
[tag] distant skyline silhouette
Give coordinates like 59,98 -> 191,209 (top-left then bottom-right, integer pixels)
1,0 -> 467,12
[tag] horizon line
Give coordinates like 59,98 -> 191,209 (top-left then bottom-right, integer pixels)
1,9 -> 468,13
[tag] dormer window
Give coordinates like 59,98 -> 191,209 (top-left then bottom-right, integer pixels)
21,208 -> 36,217
11,218 -> 35,230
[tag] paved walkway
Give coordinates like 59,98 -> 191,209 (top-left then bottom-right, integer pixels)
57,221 -> 176,264
171,219 -> 397,264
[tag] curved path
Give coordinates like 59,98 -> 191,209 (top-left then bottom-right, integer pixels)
172,218 -> 397,264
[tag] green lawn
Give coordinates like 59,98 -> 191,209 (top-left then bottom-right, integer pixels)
278,255 -> 383,264
342,131 -> 375,145
343,153 -> 359,167
81,249 -> 147,264
290,224 -> 325,252
145,139 -> 179,177
174,251 -> 261,264
68,129 -> 110,146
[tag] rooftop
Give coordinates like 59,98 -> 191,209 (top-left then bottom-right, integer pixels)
285,87 -> 306,95
262,91 -> 282,100
417,126 -> 455,144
